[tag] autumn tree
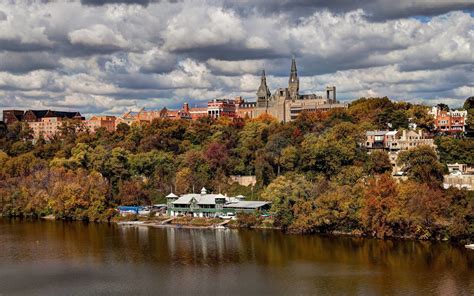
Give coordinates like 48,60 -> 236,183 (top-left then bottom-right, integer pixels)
261,173 -> 314,229
397,145 -> 445,186
366,150 -> 392,175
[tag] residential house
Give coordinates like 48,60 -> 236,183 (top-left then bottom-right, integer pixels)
365,129 -> 436,173
430,106 -> 467,133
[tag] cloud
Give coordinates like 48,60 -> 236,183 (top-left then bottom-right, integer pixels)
0,53 -> 60,73
68,24 -> 129,51
0,0 -> 472,116
223,0 -> 474,21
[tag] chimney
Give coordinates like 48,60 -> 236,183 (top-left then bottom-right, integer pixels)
402,129 -> 406,139
183,102 -> 189,113
418,129 -> 422,138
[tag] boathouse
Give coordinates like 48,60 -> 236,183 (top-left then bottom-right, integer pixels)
166,187 -> 271,217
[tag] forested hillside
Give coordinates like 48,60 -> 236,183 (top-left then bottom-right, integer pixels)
0,97 -> 472,241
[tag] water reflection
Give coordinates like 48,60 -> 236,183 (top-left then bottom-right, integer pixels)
0,219 -> 472,295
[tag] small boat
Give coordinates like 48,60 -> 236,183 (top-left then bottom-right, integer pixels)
465,244 -> 474,250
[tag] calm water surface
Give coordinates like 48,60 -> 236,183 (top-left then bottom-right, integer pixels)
0,219 -> 472,295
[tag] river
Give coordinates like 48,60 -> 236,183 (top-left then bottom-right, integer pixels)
0,219 -> 472,295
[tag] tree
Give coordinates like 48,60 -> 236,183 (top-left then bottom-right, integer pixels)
279,145 -> 299,172
409,105 -> 435,131
397,145 -> 445,186
116,178 -> 150,206
366,150 -> 392,175
437,103 -> 449,112
261,173 -> 314,229
435,137 -> 474,165
361,174 -> 399,238
463,97 -> 474,132
314,182 -> 363,232
300,124 -> 360,177
175,167 -> 193,195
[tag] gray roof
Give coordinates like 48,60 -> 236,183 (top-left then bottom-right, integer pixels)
224,201 -> 271,209
172,194 -> 226,205
366,130 -> 388,136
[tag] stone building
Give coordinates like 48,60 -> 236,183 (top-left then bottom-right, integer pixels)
253,57 -> 347,122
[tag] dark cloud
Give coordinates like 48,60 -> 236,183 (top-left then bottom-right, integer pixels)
223,0 -> 474,21
0,52 -> 60,73
0,0 -> 471,115
81,0 -> 152,5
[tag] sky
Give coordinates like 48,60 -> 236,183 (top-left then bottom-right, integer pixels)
0,0 -> 473,117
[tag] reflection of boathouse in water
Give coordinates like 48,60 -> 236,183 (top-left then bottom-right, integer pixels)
166,187 -> 271,217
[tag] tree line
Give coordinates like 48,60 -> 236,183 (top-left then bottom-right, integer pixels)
0,97 -> 472,241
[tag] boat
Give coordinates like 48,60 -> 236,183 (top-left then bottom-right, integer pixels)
465,244 -> 474,250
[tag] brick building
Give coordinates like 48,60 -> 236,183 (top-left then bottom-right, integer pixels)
2,110 -> 24,125
430,106 -> 467,133
85,116 -> 117,132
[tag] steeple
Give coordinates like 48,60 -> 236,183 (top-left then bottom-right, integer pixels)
256,69 -> 271,108
290,56 -> 297,80
288,56 -> 299,100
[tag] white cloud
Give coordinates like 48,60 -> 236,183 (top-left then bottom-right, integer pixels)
0,1 -> 472,114
68,24 -> 128,49
163,6 -> 246,51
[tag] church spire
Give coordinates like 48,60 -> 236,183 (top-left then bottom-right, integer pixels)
256,69 -> 271,99
290,56 -> 297,80
288,56 -> 299,100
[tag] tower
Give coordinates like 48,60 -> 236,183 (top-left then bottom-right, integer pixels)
256,70 -> 271,108
288,56 -> 299,100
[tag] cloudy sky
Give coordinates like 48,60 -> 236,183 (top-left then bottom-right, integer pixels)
0,0 -> 473,117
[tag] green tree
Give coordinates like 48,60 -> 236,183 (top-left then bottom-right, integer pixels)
397,146 -> 445,186
261,173 -> 313,229
366,150 -> 392,175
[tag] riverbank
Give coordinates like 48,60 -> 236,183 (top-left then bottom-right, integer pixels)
3,214 -> 472,244
112,214 -> 279,230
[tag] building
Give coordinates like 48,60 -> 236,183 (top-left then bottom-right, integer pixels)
19,110 -> 85,140
115,103 -> 193,126
85,116 -> 116,132
207,99 -> 237,119
23,110 -> 83,122
443,175 -> 474,191
234,96 -> 256,118
2,109 -> 83,125
365,130 -> 434,151
189,107 -> 208,120
446,163 -> 474,175
365,129 -> 436,173
229,175 -> 257,187
430,106 -> 467,133
159,104 -> 192,120
29,117 -> 66,140
166,187 -> 271,217
2,110 -> 24,125
252,57 -> 347,122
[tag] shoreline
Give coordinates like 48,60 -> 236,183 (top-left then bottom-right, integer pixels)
115,220 -> 282,231
1,216 -> 471,245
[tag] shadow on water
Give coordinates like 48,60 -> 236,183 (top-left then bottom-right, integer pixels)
0,218 -> 472,295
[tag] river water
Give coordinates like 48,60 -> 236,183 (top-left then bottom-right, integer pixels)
0,219 -> 472,295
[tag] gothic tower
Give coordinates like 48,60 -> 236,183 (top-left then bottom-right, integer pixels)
288,56 -> 299,100
256,70 -> 271,108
